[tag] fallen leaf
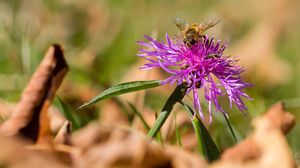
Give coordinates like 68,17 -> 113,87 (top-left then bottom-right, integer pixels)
213,102 -> 296,168
72,122 -> 111,151
49,106 -> 67,133
0,44 -> 68,143
0,99 -> 66,134
54,121 -> 72,145
0,137 -> 70,168
166,146 -> 208,168
72,123 -> 207,168
259,102 -> 295,134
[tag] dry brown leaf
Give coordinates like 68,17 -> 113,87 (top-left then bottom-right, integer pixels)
0,99 -> 66,134
49,106 -> 67,133
261,102 -> 295,134
166,146 -> 207,168
212,102 -> 296,168
72,123 -> 207,168
0,137 -> 70,168
54,121 -> 72,145
0,44 -> 68,143
77,132 -> 170,168
72,122 -> 111,151
57,102 -> 298,168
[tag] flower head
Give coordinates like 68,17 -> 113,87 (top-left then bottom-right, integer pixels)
137,34 -> 251,123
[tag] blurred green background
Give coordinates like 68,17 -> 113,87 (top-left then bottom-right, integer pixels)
0,0 -> 299,159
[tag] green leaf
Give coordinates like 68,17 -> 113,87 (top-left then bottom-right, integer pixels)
147,84 -> 187,138
128,102 -> 150,131
56,97 -> 81,130
155,112 -> 163,144
182,103 -> 220,162
78,80 -> 161,110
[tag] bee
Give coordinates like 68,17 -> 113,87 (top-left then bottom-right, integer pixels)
174,18 -> 220,47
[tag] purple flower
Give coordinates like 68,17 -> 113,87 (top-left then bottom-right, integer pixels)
137,34 -> 252,123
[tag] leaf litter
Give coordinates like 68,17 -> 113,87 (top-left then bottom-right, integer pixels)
0,44 -> 298,168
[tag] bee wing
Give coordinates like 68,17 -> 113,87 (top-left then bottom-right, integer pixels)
174,18 -> 188,30
199,19 -> 220,32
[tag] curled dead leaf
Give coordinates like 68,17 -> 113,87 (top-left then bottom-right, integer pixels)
0,44 -> 68,143
257,102 -> 295,134
72,123 -> 207,168
166,146 -> 208,168
54,121 -> 72,146
215,102 -> 296,168
0,137 -> 70,168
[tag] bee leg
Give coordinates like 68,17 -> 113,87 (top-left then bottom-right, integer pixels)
205,53 -> 219,59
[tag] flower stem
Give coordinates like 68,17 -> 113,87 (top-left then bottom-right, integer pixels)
147,84 -> 187,138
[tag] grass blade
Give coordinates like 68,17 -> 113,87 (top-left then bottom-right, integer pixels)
182,103 -> 220,162
147,84 -> 187,138
174,112 -> 182,147
113,98 -> 134,123
213,112 -> 242,143
128,102 -> 150,131
155,112 -> 163,144
78,80 -> 161,110
56,96 -> 81,130
222,112 -> 238,143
